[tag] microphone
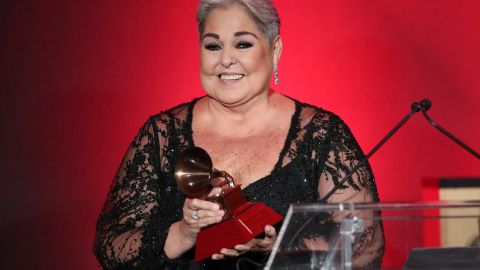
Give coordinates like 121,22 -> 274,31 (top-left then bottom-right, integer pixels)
419,99 -> 432,111
321,98 -> 479,202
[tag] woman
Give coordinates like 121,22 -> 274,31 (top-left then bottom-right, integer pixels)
94,0 -> 384,269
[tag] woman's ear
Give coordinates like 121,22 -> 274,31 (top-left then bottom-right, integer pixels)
272,35 -> 283,65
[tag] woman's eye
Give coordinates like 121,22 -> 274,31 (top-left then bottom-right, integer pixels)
205,43 -> 221,51
236,42 -> 253,49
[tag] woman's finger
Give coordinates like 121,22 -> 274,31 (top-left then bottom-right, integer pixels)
188,198 -> 220,211
257,238 -> 274,249
207,187 -> 223,197
195,214 -> 223,227
245,225 -> 277,251
184,211 -> 224,227
185,209 -> 222,221
261,226 -> 277,247
233,244 -> 251,252
211,253 -> 225,260
197,209 -> 225,219
264,225 -> 277,239
220,248 -> 241,257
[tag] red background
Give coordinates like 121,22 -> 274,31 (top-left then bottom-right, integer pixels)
1,1 -> 479,269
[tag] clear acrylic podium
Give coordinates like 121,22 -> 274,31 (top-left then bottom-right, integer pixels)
265,201 -> 480,270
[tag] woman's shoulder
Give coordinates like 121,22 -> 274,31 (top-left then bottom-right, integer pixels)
153,98 -> 199,119
289,97 -> 344,130
147,97 -> 201,130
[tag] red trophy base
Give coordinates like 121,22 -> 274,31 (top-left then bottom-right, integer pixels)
194,202 -> 283,261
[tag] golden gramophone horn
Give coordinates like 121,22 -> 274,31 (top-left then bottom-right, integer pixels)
174,147 -> 214,198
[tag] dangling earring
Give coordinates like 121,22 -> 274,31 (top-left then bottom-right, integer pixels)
273,64 -> 279,85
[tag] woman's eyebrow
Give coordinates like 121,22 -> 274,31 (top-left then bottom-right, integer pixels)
234,31 -> 258,40
201,31 -> 258,41
202,33 -> 220,41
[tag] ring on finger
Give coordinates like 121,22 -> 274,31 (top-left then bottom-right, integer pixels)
191,210 -> 200,221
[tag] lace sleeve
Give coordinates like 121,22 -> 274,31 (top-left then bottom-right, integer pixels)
316,116 -> 385,269
289,113 -> 384,268
93,119 -> 184,269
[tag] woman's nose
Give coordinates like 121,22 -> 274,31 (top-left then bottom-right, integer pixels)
220,48 -> 237,68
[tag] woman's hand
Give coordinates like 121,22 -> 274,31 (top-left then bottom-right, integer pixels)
164,188 -> 224,259
179,188 -> 225,241
211,225 -> 277,260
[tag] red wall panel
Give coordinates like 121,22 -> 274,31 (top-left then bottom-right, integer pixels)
1,1 -> 478,269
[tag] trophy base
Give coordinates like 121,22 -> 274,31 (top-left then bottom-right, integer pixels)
194,202 -> 283,261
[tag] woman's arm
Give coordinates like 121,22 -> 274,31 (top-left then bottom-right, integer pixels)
94,119 -> 225,269
315,115 -> 385,269
94,119 -> 178,269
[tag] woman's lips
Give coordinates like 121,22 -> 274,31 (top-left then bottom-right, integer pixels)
218,74 -> 245,81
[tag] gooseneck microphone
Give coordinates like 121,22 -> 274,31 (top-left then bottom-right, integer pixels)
278,99 -> 479,263
417,99 -> 479,159
321,98 -> 479,202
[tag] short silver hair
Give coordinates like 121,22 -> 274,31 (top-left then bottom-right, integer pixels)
196,0 -> 281,45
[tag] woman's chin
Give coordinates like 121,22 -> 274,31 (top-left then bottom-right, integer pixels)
205,92 -> 248,107
210,95 -> 248,107
203,83 -> 269,108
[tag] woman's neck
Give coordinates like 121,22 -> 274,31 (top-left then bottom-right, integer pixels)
198,91 -> 281,138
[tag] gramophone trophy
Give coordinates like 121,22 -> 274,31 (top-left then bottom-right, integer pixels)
175,147 -> 283,261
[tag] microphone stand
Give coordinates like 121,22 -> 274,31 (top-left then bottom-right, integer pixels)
283,98 -> 479,255
287,100 -> 426,249
321,99 -> 479,202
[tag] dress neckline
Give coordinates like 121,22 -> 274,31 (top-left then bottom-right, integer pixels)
185,96 -> 302,188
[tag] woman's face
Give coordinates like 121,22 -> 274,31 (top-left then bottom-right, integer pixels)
199,4 -> 282,107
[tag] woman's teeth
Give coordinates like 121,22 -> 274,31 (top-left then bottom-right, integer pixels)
220,74 -> 244,80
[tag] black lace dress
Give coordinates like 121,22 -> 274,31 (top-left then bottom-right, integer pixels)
94,97 -> 384,269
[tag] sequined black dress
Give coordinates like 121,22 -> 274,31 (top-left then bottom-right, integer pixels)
94,97 -> 384,269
